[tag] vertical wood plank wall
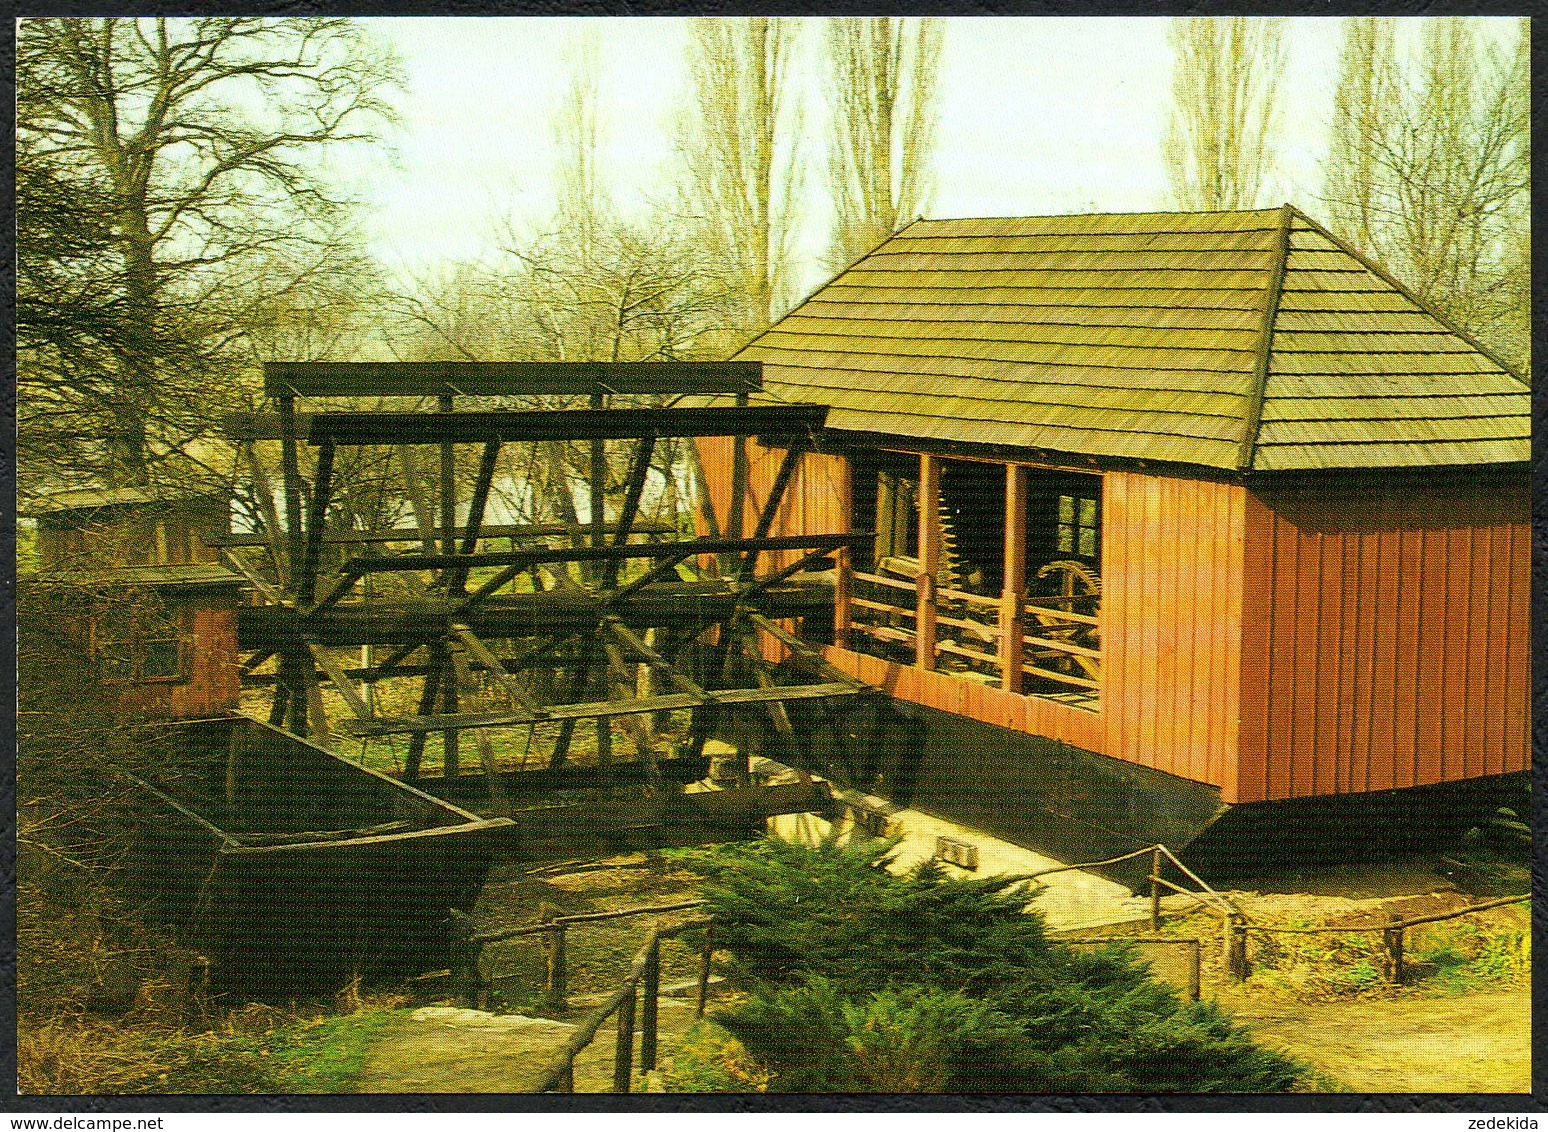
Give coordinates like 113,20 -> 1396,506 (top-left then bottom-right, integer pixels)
116,600 -> 242,719
1101,473 -> 1246,797
1234,485 -> 1529,803
697,438 -> 1529,805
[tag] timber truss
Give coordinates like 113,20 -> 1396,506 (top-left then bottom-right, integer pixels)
215,361 -> 873,785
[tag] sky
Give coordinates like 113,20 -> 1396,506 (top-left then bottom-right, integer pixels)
341,16 -> 1515,297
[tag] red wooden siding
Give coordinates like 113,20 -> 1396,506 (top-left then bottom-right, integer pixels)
1234,484 -> 1529,803
1102,473 -> 1246,796
114,599 -> 242,720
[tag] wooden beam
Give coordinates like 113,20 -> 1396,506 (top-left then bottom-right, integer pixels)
446,641 -> 512,811
740,442 -> 805,577
342,682 -> 864,736
601,617 -> 710,702
278,395 -> 305,596
1001,464 -> 1028,695
745,613 -> 872,691
604,434 -> 655,589
203,521 -> 676,549
229,405 -> 828,446
403,655 -> 444,780
354,533 -> 864,576
263,360 -> 763,399
916,454 -> 941,671
449,439 -> 501,595
296,440 -> 336,605
220,548 -> 288,607
834,457 -> 853,650
736,544 -> 841,600
449,623 -> 541,716
306,640 -> 374,720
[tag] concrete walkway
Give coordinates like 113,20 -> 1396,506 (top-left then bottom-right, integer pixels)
753,757 -> 1152,933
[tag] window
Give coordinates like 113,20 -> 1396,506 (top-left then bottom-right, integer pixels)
91,602 -> 191,684
875,469 -> 920,565
1056,494 -> 1100,560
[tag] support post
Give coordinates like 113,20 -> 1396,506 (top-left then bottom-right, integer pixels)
1187,938 -> 1201,1001
696,929 -> 714,1018
1383,914 -> 1406,985
613,983 -> 636,1093
438,394 -> 460,774
1149,846 -> 1163,932
1000,464 -> 1028,693
915,453 -> 940,670
834,457 -> 853,650
640,937 -> 660,1073
544,920 -> 568,1010
1225,913 -> 1249,982
278,393 -> 305,592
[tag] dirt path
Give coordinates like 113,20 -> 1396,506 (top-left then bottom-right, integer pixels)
1218,987 -> 1530,1094
352,997 -> 706,1093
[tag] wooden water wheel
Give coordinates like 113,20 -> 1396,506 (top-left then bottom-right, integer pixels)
211,362 -> 874,799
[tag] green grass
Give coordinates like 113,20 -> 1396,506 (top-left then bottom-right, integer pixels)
109,1007 -> 411,1094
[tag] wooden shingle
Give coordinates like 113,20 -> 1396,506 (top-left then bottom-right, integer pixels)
736,205 -> 1527,472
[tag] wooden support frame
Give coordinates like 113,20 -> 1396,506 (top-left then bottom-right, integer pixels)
305,639 -> 374,721
220,549 -> 288,607
203,521 -> 676,549
233,404 -> 828,446
297,440 -> 336,606
1000,464 -> 1029,695
739,442 -> 805,578
263,360 -> 762,399
446,640 -> 511,810
448,439 -> 502,595
604,433 -> 655,589
601,617 -> 710,703
450,623 -> 541,717
278,394 -> 305,596
834,457 -> 853,650
915,454 -> 941,670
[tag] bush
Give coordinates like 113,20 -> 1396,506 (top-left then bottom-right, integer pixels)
672,838 -> 1308,1093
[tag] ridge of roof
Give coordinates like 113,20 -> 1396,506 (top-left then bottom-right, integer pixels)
1238,203 -> 1295,470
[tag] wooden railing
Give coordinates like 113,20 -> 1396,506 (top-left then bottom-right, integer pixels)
531,916 -> 714,1093
844,568 -> 1101,701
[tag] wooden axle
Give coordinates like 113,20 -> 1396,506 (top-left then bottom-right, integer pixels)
263,360 -> 762,399
339,680 -> 864,737
225,404 -> 827,446
237,583 -> 836,649
203,521 -> 677,549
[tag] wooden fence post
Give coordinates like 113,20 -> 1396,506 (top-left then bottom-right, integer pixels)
1227,914 -> 1249,982
696,928 -> 714,1018
545,924 -> 568,1011
1149,847 -> 1163,932
613,984 -> 637,1093
641,937 -> 661,1073
448,911 -> 481,1008
1383,914 -> 1405,985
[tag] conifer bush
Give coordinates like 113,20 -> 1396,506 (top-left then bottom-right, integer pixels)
671,837 -> 1308,1093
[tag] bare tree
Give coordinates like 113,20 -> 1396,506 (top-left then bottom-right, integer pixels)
1322,18 -> 1528,369
825,17 -> 944,270
679,18 -> 804,329
16,17 -> 400,489
1163,17 -> 1287,211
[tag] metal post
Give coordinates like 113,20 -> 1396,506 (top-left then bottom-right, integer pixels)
613,984 -> 636,1093
640,937 -> 661,1072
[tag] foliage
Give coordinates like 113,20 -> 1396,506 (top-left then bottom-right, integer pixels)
657,1020 -> 773,1093
671,838 -> 1309,1092
1322,18 -> 1529,371
1163,17 -> 1286,211
825,17 -> 944,270
15,17 -> 400,490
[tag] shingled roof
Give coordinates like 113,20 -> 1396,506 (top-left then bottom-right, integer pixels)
737,205 -> 1528,473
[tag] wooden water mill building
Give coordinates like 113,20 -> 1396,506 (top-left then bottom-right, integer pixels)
699,205 -> 1529,871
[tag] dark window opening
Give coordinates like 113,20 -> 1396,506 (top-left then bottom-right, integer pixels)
92,602 -> 191,684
